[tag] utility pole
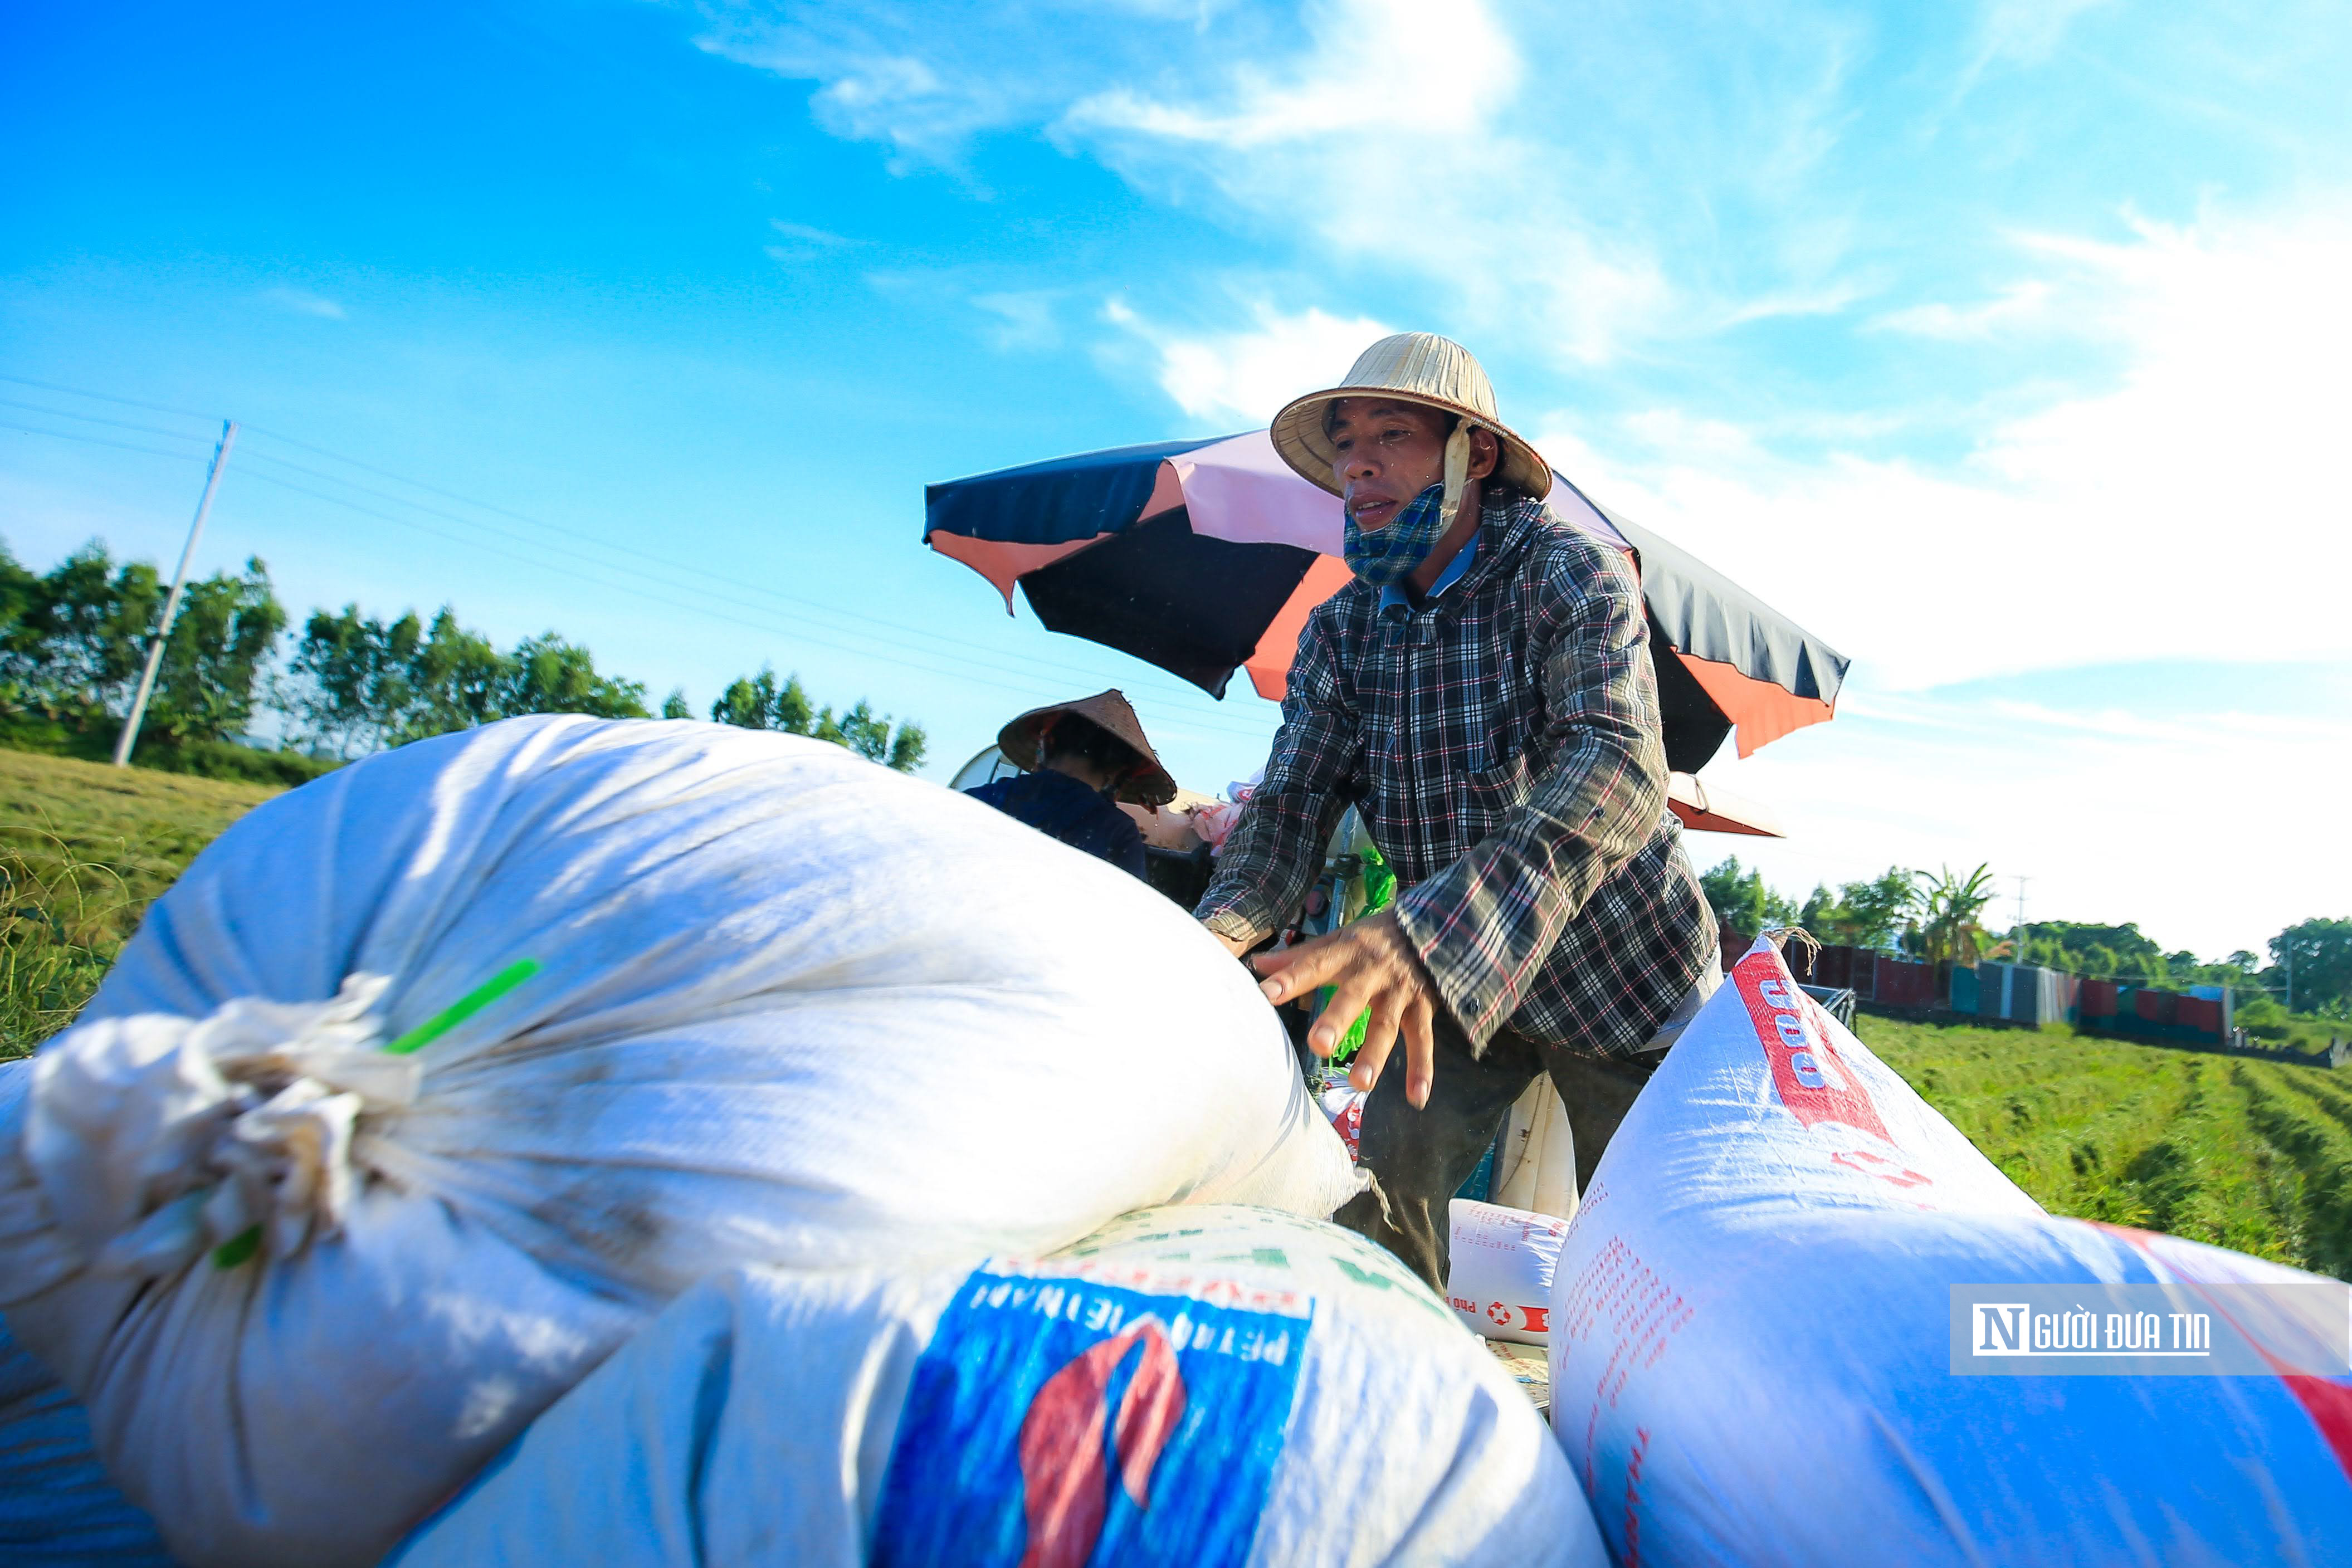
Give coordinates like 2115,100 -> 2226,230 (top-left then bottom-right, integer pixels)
2011,875 -> 2030,956
113,421 -> 238,768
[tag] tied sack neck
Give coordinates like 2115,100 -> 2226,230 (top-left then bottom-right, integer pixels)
21,976 -> 419,1281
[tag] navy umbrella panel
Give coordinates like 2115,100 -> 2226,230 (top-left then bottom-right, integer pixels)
924,431 -> 1848,772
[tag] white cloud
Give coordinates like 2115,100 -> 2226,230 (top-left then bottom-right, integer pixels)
1106,300 -> 1392,426
769,219 -> 857,248
1698,665 -> 2352,960
973,289 -> 1066,351
1533,201 -> 2352,693
1065,0 -> 1521,149
701,0 -> 1860,369
1869,280 -> 2053,339
1971,0 -> 2117,74
1540,200 -> 2352,954
262,287 -> 345,320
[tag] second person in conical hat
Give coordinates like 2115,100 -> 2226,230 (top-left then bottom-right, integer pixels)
964,689 -> 1174,881
1194,332 -> 1721,1291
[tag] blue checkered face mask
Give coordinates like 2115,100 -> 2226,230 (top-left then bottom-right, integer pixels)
1342,480 -> 1448,587
1339,421 -> 1475,588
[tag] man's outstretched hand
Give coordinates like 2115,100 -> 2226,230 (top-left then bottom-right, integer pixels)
1250,908 -> 1437,1108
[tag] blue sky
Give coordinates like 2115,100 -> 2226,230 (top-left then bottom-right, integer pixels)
4,0 -> 2348,959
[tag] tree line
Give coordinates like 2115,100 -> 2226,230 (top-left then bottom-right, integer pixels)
0,535 -> 925,774
1701,854 -> 2350,1025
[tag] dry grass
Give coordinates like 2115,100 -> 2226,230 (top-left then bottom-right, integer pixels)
1,748 -> 279,1058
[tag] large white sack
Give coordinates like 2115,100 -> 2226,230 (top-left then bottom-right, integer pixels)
0,1063 -> 177,1567
0,717 -> 1356,1568
389,1205 -> 1608,1568
1548,939 -> 2352,1567
1446,1198 -> 1566,1347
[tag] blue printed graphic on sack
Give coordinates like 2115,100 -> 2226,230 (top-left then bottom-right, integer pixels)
873,1264 -> 1313,1568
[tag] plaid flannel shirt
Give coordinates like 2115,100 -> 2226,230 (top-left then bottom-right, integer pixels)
1196,493 -> 1716,1058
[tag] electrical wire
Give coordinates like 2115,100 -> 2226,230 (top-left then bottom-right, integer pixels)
1,421 -> 210,464
0,397 -> 218,446
231,441 -> 1261,722
231,462 -> 1279,742
0,368 -> 1289,739
0,373 -> 221,421
0,370 -> 1267,710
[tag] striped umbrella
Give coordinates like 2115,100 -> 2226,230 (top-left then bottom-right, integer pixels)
925,430 -> 1846,772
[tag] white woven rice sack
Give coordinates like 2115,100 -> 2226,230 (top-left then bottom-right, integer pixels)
1446,1198 -> 1567,1347
1548,939 -> 2352,1567
0,1062 -> 177,1567
390,1206 -> 1607,1568
0,717 -> 1356,1568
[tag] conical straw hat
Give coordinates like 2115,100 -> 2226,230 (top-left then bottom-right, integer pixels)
995,688 -> 1178,807
1270,332 -> 1551,499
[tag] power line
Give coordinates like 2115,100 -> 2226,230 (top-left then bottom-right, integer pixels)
0,397 -> 218,445
2,368 -> 1289,740
232,463 -> 1277,740
231,440 -> 1256,722
0,372 -> 221,421
1,420 -> 211,464
0,368 -> 1246,705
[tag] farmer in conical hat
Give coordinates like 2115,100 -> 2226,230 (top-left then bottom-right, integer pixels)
1195,333 -> 1720,1290
967,689 -> 1174,881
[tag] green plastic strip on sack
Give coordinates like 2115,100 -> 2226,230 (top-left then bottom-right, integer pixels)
212,959 -> 541,1268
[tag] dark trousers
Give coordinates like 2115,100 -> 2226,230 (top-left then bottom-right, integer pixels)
1330,1015 -> 1660,1293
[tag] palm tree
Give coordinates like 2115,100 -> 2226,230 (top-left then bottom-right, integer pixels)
1912,863 -> 2009,966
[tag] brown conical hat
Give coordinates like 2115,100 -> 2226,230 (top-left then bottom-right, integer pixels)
1269,331 -> 1551,499
996,688 -> 1177,808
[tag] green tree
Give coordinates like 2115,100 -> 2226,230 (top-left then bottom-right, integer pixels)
1,542 -> 162,721
708,665 -> 926,772
2271,917 -> 2352,1017
142,557 -> 287,744
285,606 -> 647,753
500,633 -> 649,721
1699,856 -> 1799,939
1913,863 -> 2005,966
401,610 -> 508,741
660,688 -> 691,720
286,605 -> 423,755
0,539 -> 40,709
1799,867 -> 1919,951
0,538 -> 284,746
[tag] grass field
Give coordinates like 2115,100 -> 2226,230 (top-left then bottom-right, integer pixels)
1,748 -> 278,1057
2,748 -> 2345,1279
1861,1016 -> 2352,1279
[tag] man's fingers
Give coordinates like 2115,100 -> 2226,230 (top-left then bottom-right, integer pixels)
1252,930 -> 1349,1005
1351,991 -> 1403,1079
1402,992 -> 1437,1108
1307,975 -> 1378,1057
1349,1018 -> 1397,1096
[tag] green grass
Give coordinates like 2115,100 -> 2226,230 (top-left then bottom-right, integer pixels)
1861,1014 -> 2352,1280
1,748 -> 280,1058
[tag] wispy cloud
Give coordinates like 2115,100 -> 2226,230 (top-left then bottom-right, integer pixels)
1106,299 -> 1392,426
972,289 -> 1066,351
261,286 -> 345,320
1869,280 -> 2053,339
697,0 -> 1869,369
1531,201 -> 2352,696
763,218 -> 865,263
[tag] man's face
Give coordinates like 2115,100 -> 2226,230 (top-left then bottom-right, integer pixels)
1326,398 -> 1451,533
